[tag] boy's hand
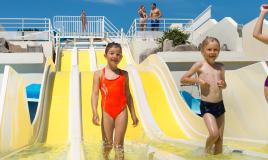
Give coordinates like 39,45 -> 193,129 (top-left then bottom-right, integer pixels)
261,4 -> 268,13
92,113 -> 100,126
217,80 -> 225,89
131,115 -> 139,127
198,78 -> 210,88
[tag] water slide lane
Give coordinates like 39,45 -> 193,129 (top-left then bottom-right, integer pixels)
137,55 -> 268,158
3,49 -> 72,159
84,48 -> 206,159
81,49 -> 151,159
138,70 -> 188,139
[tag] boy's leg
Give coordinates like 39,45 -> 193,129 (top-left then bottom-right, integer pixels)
102,112 -> 115,160
214,114 -> 225,154
114,108 -> 128,160
203,113 -> 220,154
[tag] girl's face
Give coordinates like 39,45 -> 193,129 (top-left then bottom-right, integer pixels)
202,41 -> 220,65
105,47 -> 122,68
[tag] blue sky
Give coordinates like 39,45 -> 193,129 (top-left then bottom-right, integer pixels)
0,0 -> 267,31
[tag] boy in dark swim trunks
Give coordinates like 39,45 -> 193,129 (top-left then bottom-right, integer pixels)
180,37 -> 226,155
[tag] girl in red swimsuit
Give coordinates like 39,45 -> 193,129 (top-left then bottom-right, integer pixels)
254,4 -> 268,103
91,42 -> 139,160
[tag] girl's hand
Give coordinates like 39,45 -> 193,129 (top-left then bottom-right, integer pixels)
217,80 -> 225,89
92,113 -> 100,126
131,115 -> 139,127
261,4 -> 268,13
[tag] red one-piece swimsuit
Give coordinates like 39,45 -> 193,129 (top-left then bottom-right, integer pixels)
99,68 -> 127,120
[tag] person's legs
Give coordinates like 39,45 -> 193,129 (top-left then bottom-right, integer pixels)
203,113 -> 220,154
102,111 -> 115,160
155,19 -> 160,31
114,108 -> 128,160
214,114 -> 225,154
151,20 -> 155,31
82,21 -> 85,32
140,19 -> 146,31
140,20 -> 143,31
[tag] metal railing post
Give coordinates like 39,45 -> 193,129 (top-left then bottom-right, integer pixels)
164,19 -> 166,31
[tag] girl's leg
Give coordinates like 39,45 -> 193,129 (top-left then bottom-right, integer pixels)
214,114 -> 225,155
264,87 -> 268,103
102,112 -> 115,159
114,108 -> 128,160
203,113 -> 220,154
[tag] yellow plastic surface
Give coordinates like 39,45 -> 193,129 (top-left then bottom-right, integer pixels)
78,49 -> 90,72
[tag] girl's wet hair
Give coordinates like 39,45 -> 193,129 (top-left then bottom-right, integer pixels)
140,5 -> 144,9
105,42 -> 122,54
201,36 -> 220,52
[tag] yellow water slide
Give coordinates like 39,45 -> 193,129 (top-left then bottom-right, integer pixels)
136,53 -> 268,158
81,49 -> 155,159
1,45 -> 266,160
82,48 -> 194,159
86,46 -> 265,159
0,49 -> 72,159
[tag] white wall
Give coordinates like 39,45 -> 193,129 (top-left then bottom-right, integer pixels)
193,17 -> 242,52
130,37 -> 160,63
191,19 -> 217,45
10,41 -> 53,59
242,18 -> 268,57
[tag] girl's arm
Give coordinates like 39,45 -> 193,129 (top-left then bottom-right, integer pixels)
143,11 -> 147,19
91,71 -> 100,126
125,71 -> 139,127
253,5 -> 268,44
180,62 -> 203,85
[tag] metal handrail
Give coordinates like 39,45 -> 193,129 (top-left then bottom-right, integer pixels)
0,18 -> 52,41
126,18 -> 194,38
190,5 -> 212,31
192,5 -> 212,23
53,16 -> 121,39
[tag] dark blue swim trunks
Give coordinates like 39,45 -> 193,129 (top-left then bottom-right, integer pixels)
200,100 -> 225,118
151,19 -> 160,28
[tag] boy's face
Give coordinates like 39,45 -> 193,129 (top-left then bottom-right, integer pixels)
202,41 -> 220,65
105,47 -> 122,67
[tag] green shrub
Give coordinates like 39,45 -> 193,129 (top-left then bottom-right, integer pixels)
157,29 -> 190,49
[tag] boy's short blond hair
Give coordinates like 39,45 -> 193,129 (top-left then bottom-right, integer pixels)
201,36 -> 220,52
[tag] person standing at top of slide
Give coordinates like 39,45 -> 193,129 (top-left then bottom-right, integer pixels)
81,9 -> 87,32
150,2 -> 162,31
138,5 -> 147,31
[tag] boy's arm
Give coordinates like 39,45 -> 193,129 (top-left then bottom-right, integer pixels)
253,5 -> 268,44
220,64 -> 227,89
180,62 -> 202,85
158,9 -> 162,18
91,71 -> 100,125
125,71 -> 138,127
